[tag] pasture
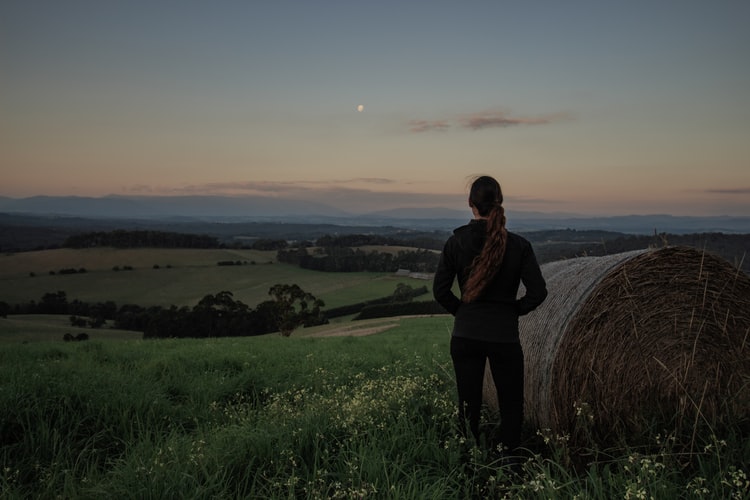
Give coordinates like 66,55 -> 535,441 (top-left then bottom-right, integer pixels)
1,247 -> 748,498
0,314 -> 141,343
0,247 -> 430,309
2,319 -> 748,498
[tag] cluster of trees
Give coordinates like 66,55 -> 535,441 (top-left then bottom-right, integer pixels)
243,235 -> 446,253
124,286 -> 327,338
63,230 -> 221,249
4,287 -> 327,338
3,291 -> 117,326
70,315 -> 106,329
268,232 -> 446,273
1,282 -> 441,338
325,284 -> 446,320
5,291 -> 115,317
277,246 -> 441,273
249,239 -> 293,250
323,283 -> 430,319
315,234 -> 445,251
354,300 -> 446,320
50,268 -> 87,275
63,332 -> 89,341
27,268 -> 88,277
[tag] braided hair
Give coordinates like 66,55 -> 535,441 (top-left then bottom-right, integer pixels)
461,176 -> 508,303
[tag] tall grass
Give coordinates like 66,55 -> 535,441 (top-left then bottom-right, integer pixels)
2,317 -> 748,498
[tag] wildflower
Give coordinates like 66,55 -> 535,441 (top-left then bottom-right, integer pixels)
722,466 -> 749,492
686,476 -> 710,496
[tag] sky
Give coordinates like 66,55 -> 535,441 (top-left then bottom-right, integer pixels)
2,0 -> 749,216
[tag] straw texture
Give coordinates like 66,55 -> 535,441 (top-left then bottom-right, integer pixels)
483,246 -> 750,437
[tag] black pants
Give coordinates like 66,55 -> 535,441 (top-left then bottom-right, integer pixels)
450,336 -> 524,452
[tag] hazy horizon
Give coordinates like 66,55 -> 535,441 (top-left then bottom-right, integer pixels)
3,192 -> 750,223
2,1 -> 749,217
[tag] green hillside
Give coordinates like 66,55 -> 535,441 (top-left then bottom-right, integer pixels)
0,312 -> 439,344
1,320 -> 746,498
0,247 -> 432,309
0,314 -> 142,343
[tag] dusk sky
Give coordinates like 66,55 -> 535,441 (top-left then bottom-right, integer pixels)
2,1 -> 749,216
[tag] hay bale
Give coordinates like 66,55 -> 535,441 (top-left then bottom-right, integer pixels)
483,246 -> 750,438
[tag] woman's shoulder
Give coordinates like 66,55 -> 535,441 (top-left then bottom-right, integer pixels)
506,231 -> 533,247
445,220 -> 485,251
451,220 -> 482,237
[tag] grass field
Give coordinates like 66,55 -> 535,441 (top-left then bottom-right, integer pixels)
0,247 -> 431,308
0,314 -> 143,343
1,247 -> 748,498
0,313 -> 431,344
2,318 -> 748,499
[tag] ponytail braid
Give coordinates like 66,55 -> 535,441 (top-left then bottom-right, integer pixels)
462,192 -> 508,303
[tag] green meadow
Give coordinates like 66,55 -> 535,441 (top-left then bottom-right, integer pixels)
0,248 -> 427,309
1,248 -> 748,498
2,320 -> 749,499
0,314 -> 141,343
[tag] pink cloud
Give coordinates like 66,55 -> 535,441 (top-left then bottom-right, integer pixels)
408,120 -> 451,133
704,187 -> 750,195
409,109 -> 570,133
460,111 -> 559,130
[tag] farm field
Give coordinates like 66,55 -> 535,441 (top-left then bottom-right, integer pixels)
0,314 -> 143,343
0,247 -> 431,309
0,313 -> 429,344
2,318 -> 748,498
2,244 -> 748,498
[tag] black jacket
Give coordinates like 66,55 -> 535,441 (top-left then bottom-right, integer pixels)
433,219 -> 547,343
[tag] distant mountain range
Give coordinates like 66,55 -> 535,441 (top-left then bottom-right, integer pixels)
0,194 -> 349,218
1,194 -> 748,234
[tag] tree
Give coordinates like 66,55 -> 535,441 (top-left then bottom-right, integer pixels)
40,291 -> 69,314
252,239 -> 288,251
391,283 -> 416,302
191,291 -> 251,337
143,305 -> 192,339
69,316 -> 88,327
267,284 -> 326,337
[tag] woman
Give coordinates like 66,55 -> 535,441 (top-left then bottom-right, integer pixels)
433,175 -> 547,454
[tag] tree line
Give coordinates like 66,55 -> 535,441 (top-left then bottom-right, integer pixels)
322,283 -> 430,319
1,283 -> 433,338
277,246 -> 441,273
35,228 -> 750,275
58,230 -> 446,253
63,230 -> 221,249
2,287 -> 326,338
314,233 -> 445,251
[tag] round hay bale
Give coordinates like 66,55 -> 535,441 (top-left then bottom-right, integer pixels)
483,246 -> 750,439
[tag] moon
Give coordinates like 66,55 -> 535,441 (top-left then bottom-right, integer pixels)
357,104 -> 364,112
